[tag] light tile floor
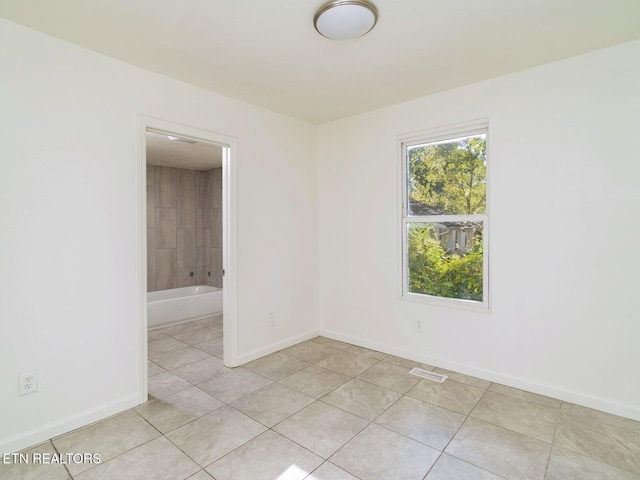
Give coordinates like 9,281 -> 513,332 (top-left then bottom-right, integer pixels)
3,314 -> 640,480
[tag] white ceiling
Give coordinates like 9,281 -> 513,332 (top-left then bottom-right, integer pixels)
146,132 -> 223,170
1,0 -> 639,124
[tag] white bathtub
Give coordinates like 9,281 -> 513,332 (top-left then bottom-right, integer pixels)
147,285 -> 223,329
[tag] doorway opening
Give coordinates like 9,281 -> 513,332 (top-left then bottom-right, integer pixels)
137,117 -> 238,402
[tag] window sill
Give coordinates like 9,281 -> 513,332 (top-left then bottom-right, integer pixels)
401,292 -> 491,314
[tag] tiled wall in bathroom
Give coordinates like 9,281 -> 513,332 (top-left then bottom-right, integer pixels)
147,165 -> 222,292
198,167 -> 223,289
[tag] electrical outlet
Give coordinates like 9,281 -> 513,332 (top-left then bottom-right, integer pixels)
19,371 -> 38,396
268,312 -> 276,327
415,320 -> 424,333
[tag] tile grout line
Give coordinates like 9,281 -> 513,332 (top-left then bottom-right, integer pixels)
28,327 -> 634,480
421,451 -> 444,480
544,400 -> 564,479
66,433 -> 163,479
547,414 -> 640,477
222,335 -> 502,479
214,345 -> 394,479
304,365 -> 469,479
305,460 -> 366,480
146,330 -> 640,478
49,439 -> 74,480
160,426 -> 215,479
426,387 -> 511,480
148,348 -> 337,473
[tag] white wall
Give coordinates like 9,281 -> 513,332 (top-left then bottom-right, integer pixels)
1,17 -> 638,454
0,19 -> 318,451
318,40 -> 640,420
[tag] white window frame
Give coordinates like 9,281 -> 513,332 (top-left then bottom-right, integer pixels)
399,120 -> 490,312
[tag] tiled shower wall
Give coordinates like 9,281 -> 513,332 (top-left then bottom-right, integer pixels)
147,165 -> 222,292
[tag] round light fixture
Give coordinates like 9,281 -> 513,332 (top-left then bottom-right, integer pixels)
314,0 -> 378,40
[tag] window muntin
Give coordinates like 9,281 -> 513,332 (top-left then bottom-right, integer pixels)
402,127 -> 489,309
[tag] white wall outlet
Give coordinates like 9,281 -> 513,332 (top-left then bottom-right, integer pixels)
19,371 -> 38,396
415,320 -> 424,333
268,312 -> 276,327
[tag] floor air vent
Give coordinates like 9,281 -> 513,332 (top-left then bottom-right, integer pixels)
409,368 -> 448,383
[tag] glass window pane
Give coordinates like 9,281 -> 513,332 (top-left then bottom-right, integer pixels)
407,221 -> 484,302
407,134 -> 486,216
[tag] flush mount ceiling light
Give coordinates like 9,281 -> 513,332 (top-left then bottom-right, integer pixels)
314,0 -> 378,40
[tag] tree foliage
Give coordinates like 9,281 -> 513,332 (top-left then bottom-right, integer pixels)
406,135 -> 486,301
408,224 -> 483,301
408,135 -> 486,215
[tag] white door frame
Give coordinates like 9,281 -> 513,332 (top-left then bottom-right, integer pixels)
137,116 -> 239,402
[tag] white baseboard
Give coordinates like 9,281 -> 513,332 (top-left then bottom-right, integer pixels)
0,394 -> 142,453
237,329 -> 320,365
319,328 -> 640,422
2,329 -> 319,453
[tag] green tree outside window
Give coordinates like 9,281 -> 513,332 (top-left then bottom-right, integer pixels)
406,134 -> 486,302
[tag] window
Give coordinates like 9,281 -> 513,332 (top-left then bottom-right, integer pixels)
401,121 -> 489,310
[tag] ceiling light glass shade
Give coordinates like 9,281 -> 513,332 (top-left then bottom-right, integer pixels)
314,0 -> 378,40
